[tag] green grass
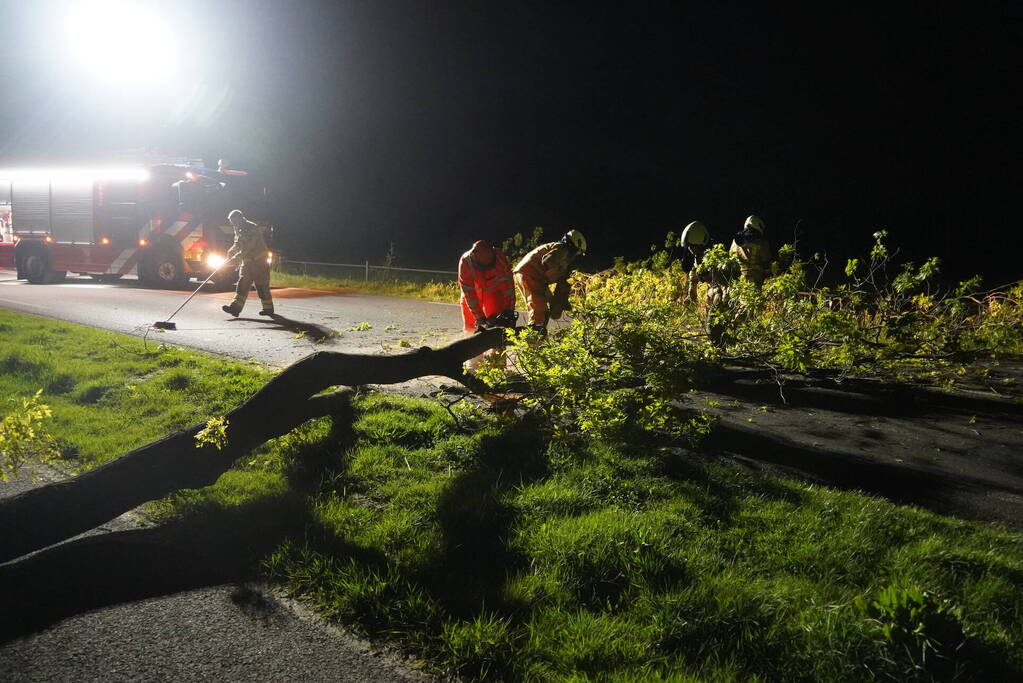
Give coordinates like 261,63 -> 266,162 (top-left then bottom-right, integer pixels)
271,270 -> 460,303
0,309 -> 269,470
2,308 -> 1021,680
257,398 -> 1023,681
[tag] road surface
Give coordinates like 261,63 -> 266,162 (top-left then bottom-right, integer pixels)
0,269 -> 470,393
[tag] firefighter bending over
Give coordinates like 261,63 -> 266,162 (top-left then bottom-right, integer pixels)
221,209 -> 274,317
459,240 -> 515,333
729,215 -> 773,286
458,240 -> 515,369
513,230 -> 587,333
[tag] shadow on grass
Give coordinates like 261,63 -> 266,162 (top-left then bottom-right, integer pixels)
426,426 -> 550,616
0,494 -> 306,644
706,421 -> 1023,526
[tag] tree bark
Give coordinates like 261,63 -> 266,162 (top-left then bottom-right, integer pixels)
0,330 -> 504,563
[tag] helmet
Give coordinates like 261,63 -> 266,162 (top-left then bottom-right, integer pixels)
680,221 -> 710,247
227,209 -> 246,223
561,229 -> 587,254
744,215 -> 765,234
470,240 -> 495,266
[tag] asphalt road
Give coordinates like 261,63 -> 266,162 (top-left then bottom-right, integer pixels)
0,269 -> 469,392
0,270 -> 460,681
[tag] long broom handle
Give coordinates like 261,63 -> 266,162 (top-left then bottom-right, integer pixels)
159,261 -> 229,324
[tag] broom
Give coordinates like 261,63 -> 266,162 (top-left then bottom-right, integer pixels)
152,261 -> 229,330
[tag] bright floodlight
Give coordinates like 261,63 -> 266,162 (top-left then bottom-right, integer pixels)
64,1 -> 178,85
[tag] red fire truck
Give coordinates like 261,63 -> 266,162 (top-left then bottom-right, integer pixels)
0,163 -> 269,288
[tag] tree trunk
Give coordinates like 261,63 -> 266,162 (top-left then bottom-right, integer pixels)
0,330 -> 504,563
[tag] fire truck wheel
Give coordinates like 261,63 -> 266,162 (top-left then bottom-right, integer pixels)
22,252 -> 58,284
142,250 -> 188,289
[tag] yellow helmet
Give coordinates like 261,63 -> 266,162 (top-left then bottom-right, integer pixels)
680,221 -> 710,247
562,229 -> 587,254
744,215 -> 765,234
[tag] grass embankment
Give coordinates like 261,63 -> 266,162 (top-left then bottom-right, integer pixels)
2,309 -> 1021,680
0,309 -> 270,473
271,270 -> 460,303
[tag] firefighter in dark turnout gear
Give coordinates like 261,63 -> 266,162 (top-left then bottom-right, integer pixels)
221,209 -> 274,317
729,215 -> 773,287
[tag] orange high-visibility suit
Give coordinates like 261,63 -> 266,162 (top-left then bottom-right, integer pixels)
459,241 -> 515,332
512,242 -> 575,327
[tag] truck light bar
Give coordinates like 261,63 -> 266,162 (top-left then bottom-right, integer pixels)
0,167 -> 150,182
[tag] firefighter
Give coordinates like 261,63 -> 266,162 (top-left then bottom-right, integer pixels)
458,239 -> 515,369
729,215 -> 773,286
221,209 -> 274,317
512,229 -> 587,333
459,240 -> 515,333
680,220 -> 711,301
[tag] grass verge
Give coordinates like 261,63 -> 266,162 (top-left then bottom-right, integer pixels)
2,308 -> 1021,680
0,308 -> 270,472
271,270 -> 460,303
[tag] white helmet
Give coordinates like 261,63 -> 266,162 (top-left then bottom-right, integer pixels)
744,215 -> 765,234
680,221 -> 710,247
562,229 -> 587,254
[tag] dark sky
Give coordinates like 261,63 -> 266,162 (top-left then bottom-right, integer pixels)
1,1 -> 1019,282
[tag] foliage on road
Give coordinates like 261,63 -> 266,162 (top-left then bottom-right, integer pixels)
477,231 -> 1022,440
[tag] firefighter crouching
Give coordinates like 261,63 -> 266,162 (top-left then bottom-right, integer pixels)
458,240 -> 516,369
221,209 -> 274,317
512,230 -> 587,334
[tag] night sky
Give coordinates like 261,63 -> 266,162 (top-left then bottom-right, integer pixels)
2,1 -> 1019,282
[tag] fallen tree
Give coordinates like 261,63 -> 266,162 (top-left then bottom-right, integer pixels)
0,330 -> 504,564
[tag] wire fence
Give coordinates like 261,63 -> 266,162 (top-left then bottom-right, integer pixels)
277,258 -> 457,285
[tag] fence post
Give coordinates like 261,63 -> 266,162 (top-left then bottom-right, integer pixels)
365,261 -> 369,281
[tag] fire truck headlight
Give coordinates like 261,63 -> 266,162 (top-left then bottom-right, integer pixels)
266,251 -> 274,265
206,254 -> 227,269
100,237 -> 110,245
139,238 -> 149,247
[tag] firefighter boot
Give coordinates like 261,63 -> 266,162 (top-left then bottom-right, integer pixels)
258,308 -> 274,316
222,304 -> 241,317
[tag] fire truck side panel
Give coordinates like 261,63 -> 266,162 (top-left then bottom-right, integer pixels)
0,244 -> 13,269
51,179 -> 94,243
46,243 -> 131,274
11,180 -> 51,234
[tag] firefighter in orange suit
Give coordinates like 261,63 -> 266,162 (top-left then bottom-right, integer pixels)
459,240 -> 515,333
512,230 -> 587,333
221,209 -> 274,317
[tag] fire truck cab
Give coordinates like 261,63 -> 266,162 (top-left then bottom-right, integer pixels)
0,163 -> 269,288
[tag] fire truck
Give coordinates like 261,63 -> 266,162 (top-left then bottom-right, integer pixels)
0,162 -> 269,288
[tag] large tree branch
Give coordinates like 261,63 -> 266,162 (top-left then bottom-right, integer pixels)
0,330 -> 505,563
